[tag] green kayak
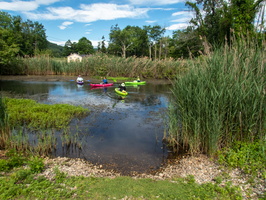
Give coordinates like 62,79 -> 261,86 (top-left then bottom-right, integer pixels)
125,81 -> 146,85
115,88 -> 128,96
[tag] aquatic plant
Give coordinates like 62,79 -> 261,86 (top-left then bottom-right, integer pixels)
5,98 -> 89,130
167,38 -> 265,155
33,129 -> 57,156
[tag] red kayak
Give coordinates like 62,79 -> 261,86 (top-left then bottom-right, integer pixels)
90,83 -> 114,87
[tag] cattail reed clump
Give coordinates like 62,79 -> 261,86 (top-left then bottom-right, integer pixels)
167,38 -> 265,155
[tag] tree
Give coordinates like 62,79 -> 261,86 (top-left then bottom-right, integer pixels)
185,0 -> 265,45
169,27 -> 202,58
143,25 -> 165,59
98,36 -> 107,53
123,26 -> 149,57
230,0 -> 264,36
0,28 -> 19,67
109,24 -> 133,58
18,19 -> 47,56
76,37 -> 94,54
100,36 -> 107,53
63,40 -> 72,56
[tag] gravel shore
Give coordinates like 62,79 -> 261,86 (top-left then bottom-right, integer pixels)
39,154 -> 265,199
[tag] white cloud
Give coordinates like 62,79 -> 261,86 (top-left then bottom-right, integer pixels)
24,3 -> 150,22
35,0 -> 61,5
166,23 -> 189,30
58,21 -> 73,30
0,0 -> 61,12
85,29 -> 92,34
145,20 -> 157,23
171,17 -> 191,23
0,1 -> 38,11
172,11 -> 190,16
129,0 -> 185,6
48,40 -> 65,46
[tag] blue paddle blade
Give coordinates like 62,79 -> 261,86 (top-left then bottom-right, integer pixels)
86,80 -> 90,82
70,80 -> 75,81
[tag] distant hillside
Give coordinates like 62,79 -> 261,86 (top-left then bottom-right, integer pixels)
48,41 -> 64,57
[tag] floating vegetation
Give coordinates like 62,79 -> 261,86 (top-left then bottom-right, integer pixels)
5,98 -> 89,130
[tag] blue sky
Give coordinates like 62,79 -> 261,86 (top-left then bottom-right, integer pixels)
0,0 -> 195,47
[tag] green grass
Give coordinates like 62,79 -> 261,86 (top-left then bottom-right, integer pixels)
0,152 -> 243,200
5,98 -> 89,130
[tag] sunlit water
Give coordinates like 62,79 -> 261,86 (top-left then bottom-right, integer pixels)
0,80 -> 172,174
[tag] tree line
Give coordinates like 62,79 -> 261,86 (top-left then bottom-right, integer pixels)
1,0 -> 265,67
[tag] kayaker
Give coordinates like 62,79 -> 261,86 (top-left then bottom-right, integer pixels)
119,83 -> 126,92
101,77 -> 108,84
137,76 -> 140,82
76,75 -> 84,83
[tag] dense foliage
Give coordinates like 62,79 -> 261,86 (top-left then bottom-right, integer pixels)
218,141 -> 266,178
0,11 -> 48,73
62,37 -> 95,56
167,38 -> 265,155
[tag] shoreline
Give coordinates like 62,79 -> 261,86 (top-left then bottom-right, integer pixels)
0,75 -> 265,199
39,154 -> 265,199
0,75 -> 172,85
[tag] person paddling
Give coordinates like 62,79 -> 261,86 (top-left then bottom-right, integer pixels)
101,77 -> 108,84
76,75 -> 84,83
119,83 -> 126,92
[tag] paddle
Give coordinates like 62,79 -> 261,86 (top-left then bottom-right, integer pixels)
70,80 -> 90,82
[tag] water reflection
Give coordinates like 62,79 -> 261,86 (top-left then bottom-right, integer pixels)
0,80 -> 171,174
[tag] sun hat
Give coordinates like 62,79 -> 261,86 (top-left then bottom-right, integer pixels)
121,83 -> 125,87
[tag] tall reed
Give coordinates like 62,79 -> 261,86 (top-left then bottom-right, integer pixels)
11,53 -> 189,79
0,97 -> 10,149
167,39 -> 265,155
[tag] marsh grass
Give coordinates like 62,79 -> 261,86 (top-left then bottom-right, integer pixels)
1,97 -> 89,155
11,53 -> 188,79
5,98 -> 89,130
167,39 -> 265,155
34,129 -> 57,155
0,97 -> 10,149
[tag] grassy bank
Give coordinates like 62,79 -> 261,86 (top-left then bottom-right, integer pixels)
2,54 -> 189,79
0,97 -> 89,155
0,150 -> 243,200
167,38 -> 265,156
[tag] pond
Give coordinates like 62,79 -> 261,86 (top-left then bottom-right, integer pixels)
0,78 -> 173,175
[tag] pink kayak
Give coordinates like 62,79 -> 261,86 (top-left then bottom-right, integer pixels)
90,83 -> 114,87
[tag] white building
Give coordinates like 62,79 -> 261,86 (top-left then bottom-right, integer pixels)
67,53 -> 82,63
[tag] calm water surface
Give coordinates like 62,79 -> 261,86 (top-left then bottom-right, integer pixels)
0,79 -> 172,174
